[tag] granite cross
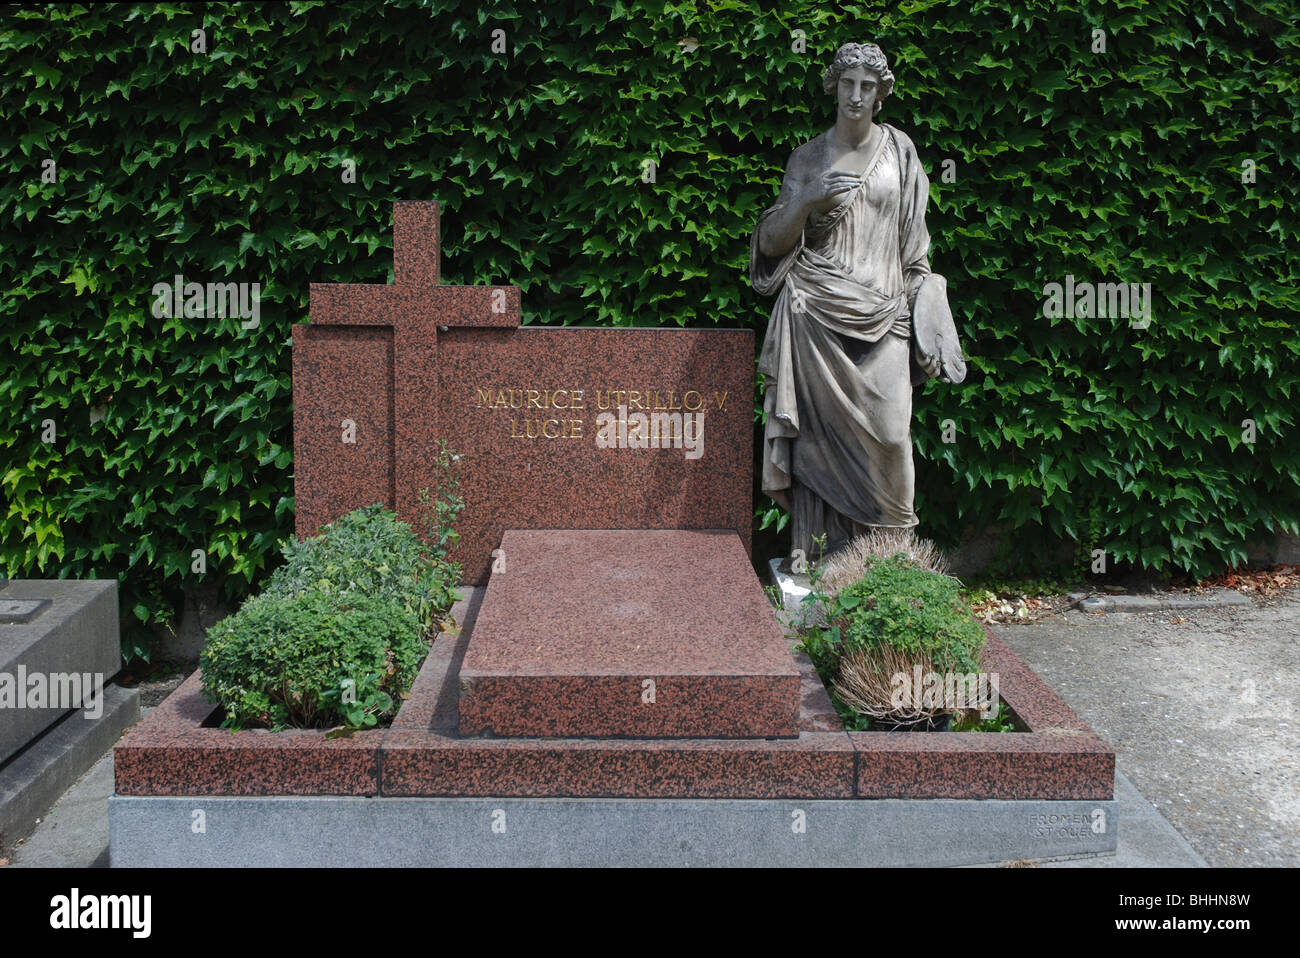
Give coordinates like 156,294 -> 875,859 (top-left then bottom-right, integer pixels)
294,201 -> 519,544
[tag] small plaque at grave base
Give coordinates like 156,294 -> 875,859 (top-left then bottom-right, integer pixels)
458,529 -> 801,739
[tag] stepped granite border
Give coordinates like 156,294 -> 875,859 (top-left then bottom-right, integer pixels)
113,679 -> 382,796
114,590 -> 1113,801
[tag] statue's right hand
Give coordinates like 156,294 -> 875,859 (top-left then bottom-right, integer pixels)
804,169 -> 862,215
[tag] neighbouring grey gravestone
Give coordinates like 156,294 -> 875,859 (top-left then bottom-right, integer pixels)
1,684 -> 138,849
752,41 -> 967,559
1,580 -> 122,763
0,579 -> 138,844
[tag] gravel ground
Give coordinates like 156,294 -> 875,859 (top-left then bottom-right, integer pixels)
996,588 -> 1299,867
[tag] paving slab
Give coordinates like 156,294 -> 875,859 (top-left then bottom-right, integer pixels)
1068,589 -> 1251,613
996,592 -> 1300,867
6,750 -> 114,869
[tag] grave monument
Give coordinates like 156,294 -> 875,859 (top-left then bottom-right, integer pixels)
112,199 -> 1115,868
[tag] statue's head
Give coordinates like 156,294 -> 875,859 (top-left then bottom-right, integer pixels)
822,42 -> 894,117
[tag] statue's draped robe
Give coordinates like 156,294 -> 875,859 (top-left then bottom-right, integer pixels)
751,124 -> 933,556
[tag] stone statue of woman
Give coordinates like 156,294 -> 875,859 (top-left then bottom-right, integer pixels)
752,41 -> 965,561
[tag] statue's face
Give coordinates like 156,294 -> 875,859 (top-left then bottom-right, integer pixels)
835,65 -> 880,123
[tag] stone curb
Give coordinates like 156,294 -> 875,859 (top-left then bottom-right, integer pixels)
1068,589 -> 1252,613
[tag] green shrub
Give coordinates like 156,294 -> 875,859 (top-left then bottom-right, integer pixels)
267,502 -> 458,625
199,589 -> 425,730
199,503 -> 456,730
799,553 -> 986,685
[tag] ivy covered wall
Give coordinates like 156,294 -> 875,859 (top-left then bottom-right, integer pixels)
2,1 -> 1296,658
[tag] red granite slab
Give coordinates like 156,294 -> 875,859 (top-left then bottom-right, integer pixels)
457,530 -> 800,739
291,324 -> 395,540
292,202 -> 752,583
383,587 -> 854,798
849,631 -> 1115,800
113,671 -> 381,796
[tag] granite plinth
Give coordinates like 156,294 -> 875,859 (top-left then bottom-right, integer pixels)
457,530 -> 800,739
110,792 -> 1117,868
115,589 -> 1114,801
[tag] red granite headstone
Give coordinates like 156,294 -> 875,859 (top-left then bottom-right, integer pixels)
293,202 -> 753,583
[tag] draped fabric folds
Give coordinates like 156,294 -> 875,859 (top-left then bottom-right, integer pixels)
751,124 -> 933,556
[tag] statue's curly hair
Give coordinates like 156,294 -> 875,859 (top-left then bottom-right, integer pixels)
821,42 -> 895,116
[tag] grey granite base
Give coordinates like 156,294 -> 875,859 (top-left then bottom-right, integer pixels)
109,790 -> 1117,867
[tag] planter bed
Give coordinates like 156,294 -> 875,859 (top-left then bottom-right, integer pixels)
115,591 -> 1112,802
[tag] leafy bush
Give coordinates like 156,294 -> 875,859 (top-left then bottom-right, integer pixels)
801,554 -> 986,679
2,2 -> 1296,663
267,502 -> 458,626
838,559 -> 986,674
199,503 -> 456,730
798,552 -> 987,729
199,588 -> 425,730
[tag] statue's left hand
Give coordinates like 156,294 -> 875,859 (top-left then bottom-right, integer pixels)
914,341 -> 941,379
